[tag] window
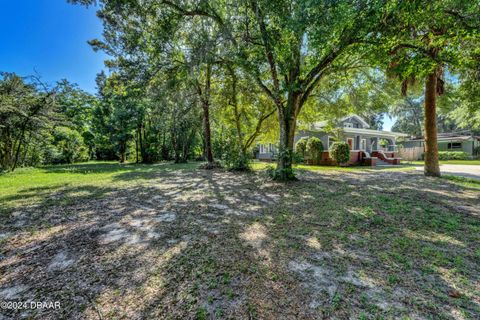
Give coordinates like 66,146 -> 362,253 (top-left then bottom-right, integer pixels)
344,122 -> 353,128
448,142 -> 462,149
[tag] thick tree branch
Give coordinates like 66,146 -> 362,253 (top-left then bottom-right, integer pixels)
161,0 -> 224,26
244,107 -> 276,150
249,1 -> 280,100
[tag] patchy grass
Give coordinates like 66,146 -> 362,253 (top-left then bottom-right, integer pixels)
0,162 -> 479,319
442,175 -> 480,190
0,161 -> 196,215
251,161 -> 415,172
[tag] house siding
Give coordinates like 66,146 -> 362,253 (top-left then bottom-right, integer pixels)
294,130 -> 329,149
438,141 -> 473,154
402,138 -> 478,156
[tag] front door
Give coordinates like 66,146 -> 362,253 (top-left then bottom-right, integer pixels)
347,138 -> 354,150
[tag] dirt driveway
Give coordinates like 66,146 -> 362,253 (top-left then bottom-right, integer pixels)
416,164 -> 480,180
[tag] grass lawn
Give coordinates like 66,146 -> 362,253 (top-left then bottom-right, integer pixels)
1,162 -> 479,319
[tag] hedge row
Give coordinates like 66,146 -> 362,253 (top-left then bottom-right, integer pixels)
437,151 -> 470,160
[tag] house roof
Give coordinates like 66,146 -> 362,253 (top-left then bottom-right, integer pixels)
407,135 -> 478,142
343,115 -> 371,129
311,114 -> 407,138
312,114 -> 371,130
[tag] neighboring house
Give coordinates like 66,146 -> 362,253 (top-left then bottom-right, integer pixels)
257,115 -> 408,165
402,132 -> 480,156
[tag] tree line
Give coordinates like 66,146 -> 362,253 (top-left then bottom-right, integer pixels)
1,1 -> 478,179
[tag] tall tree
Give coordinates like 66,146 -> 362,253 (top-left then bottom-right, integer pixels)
71,0 -> 390,179
381,0 -> 480,176
0,73 -> 56,171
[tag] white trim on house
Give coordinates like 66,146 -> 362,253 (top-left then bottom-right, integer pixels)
408,135 -> 475,142
342,127 -> 408,138
341,115 -> 371,129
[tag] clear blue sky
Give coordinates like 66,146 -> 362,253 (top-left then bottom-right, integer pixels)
0,0 -> 106,93
383,115 -> 395,131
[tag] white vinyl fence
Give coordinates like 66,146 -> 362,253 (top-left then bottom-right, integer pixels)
397,146 -> 424,161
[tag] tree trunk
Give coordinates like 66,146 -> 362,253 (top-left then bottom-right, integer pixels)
202,63 -> 214,164
203,104 -> 214,163
424,72 -> 440,177
227,65 -> 246,159
276,105 -> 297,180
140,123 -> 147,163
11,125 -> 27,171
135,131 -> 139,163
120,141 -> 126,163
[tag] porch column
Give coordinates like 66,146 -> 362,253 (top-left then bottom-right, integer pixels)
390,139 -> 396,152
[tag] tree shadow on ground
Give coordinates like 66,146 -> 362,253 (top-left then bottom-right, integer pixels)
41,161 -> 198,175
0,168 -> 478,319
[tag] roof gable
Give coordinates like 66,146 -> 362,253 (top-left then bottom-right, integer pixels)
340,115 -> 370,129
312,114 -> 371,130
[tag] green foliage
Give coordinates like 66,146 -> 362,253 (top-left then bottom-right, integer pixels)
474,146 -> 480,157
267,167 -> 296,181
305,137 -> 324,162
379,139 -> 389,147
437,151 -> 470,161
0,73 -> 57,170
330,142 -> 350,165
49,127 -> 89,164
295,138 -> 307,157
292,151 -> 304,164
215,134 -> 251,171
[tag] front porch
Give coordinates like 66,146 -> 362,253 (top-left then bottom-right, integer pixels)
322,130 -> 406,166
316,150 -> 401,166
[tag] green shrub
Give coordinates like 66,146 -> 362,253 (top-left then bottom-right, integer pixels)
46,127 -> 89,164
295,138 -> 308,157
473,146 -> 480,157
267,166 -> 296,180
306,137 -> 324,162
292,151 -> 304,164
223,151 -> 250,171
438,151 -> 469,160
213,130 -> 250,170
330,142 -> 350,165
267,149 -> 297,180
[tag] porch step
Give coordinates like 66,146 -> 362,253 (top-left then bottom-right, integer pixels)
376,159 -> 390,166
